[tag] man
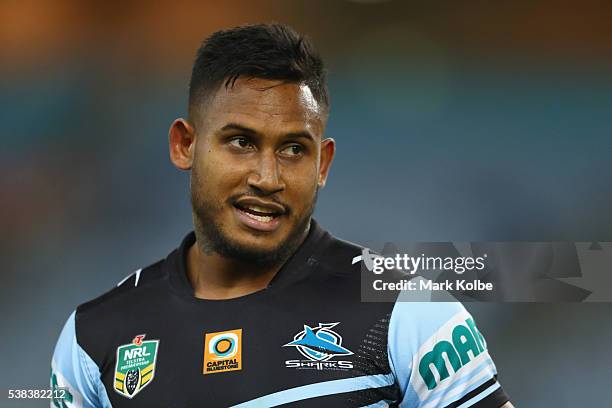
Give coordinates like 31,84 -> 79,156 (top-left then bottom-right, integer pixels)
51,24 -> 512,407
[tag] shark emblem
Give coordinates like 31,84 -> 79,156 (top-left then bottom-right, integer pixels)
284,323 -> 353,361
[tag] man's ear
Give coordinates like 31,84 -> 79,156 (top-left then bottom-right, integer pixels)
318,138 -> 336,188
169,119 -> 195,170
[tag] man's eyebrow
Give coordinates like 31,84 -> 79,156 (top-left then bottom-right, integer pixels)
219,123 -> 259,135
283,131 -> 315,142
219,123 -> 315,142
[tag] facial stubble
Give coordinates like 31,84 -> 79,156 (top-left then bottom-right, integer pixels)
189,162 -> 318,268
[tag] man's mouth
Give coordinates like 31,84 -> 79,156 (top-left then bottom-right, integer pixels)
232,198 -> 286,232
235,204 -> 282,221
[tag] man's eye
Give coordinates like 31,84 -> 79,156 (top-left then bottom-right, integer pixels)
229,137 -> 253,150
280,144 -> 303,157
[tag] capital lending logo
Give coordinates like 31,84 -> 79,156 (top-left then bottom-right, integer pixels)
114,334 -> 159,399
284,323 -> 353,370
203,329 -> 242,374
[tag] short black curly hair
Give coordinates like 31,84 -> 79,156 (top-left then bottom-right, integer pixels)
188,23 -> 328,123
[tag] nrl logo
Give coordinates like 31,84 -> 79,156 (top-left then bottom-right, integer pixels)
114,334 -> 159,399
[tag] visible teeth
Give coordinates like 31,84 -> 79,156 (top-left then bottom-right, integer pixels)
247,205 -> 274,214
245,212 -> 273,223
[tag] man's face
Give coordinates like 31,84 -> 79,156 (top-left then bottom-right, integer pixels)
179,77 -> 334,265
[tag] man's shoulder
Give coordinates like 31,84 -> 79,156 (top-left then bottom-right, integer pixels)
76,257 -> 168,318
313,230 -> 365,274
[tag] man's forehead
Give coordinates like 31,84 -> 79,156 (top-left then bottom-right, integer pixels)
199,78 -> 324,134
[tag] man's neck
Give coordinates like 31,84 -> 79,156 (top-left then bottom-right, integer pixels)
186,226 -> 310,300
186,245 -> 282,300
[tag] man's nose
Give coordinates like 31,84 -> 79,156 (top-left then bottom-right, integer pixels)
247,151 -> 285,195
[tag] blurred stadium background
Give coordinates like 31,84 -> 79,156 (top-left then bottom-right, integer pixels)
1,1 -> 612,406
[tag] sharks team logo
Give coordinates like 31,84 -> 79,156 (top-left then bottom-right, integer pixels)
114,335 -> 159,399
284,323 -> 353,370
284,323 -> 353,361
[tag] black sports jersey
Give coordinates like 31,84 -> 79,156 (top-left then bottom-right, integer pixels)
51,220 -> 509,407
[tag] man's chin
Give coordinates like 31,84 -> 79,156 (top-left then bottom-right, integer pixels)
215,240 -> 291,267
193,205 -> 313,268
204,220 -> 310,267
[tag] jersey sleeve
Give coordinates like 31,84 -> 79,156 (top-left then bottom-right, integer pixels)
50,311 -> 112,408
388,300 -> 509,408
